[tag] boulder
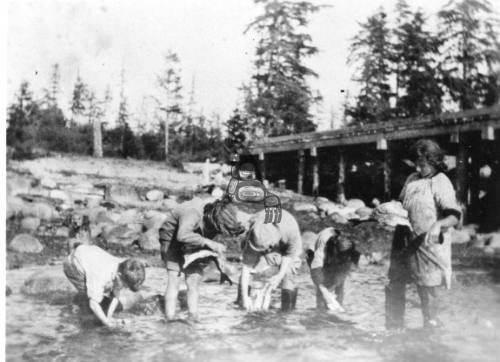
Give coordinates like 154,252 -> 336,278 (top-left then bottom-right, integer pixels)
373,201 -> 408,218
94,210 -> 116,224
369,252 -> 384,265
330,213 -> 349,224
7,196 -> 27,219
110,184 -> 141,205
90,224 -> 103,238
317,201 -> 342,216
355,207 -> 373,220
293,202 -> 318,213
9,234 -> 44,253
40,177 -> 57,189
143,210 -> 168,231
25,202 -> 58,221
21,270 -> 75,296
371,198 -> 381,207
314,197 -> 330,204
116,209 -> 140,225
103,225 -> 139,245
49,189 -> 70,202
138,229 -> 160,251
55,226 -> 70,238
345,199 -> 365,209
211,187 -> 224,199
146,190 -> 164,201
20,217 -> 41,232
485,233 -> 500,251
7,177 -> 32,196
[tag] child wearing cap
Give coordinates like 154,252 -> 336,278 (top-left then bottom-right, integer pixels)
305,227 -> 360,312
63,244 -> 145,328
159,197 -> 245,321
239,209 -> 302,311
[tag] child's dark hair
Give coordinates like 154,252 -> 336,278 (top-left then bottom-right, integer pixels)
118,258 -> 145,292
203,196 -> 245,236
412,139 -> 447,173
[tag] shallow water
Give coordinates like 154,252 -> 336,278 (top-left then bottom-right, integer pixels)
6,263 -> 500,362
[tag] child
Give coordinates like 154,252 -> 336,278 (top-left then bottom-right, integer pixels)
305,227 -> 360,312
238,209 -> 302,311
159,197 -> 244,321
385,139 -> 460,329
63,244 -> 145,328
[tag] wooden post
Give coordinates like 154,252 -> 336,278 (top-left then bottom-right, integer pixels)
456,139 -> 468,211
469,136 -> 481,222
383,144 -> 392,201
311,147 -> 319,196
259,152 -> 266,181
92,117 -> 103,158
336,148 -> 346,204
297,149 -> 305,195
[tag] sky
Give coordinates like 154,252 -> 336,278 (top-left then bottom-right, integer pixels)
7,0 -> 460,131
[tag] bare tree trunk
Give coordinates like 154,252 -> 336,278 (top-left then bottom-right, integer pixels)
336,148 -> 346,204
93,117 -> 103,158
164,113 -> 169,162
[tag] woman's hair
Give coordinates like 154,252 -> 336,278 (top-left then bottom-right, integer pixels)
118,258 -> 146,292
203,196 -> 245,236
412,139 -> 447,173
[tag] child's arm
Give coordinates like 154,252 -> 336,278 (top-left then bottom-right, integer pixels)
106,297 -> 120,319
89,299 -> 115,328
267,255 -> 292,290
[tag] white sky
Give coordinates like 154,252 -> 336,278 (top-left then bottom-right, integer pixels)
7,0 -> 460,131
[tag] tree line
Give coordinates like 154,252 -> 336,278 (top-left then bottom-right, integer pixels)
7,0 -> 500,162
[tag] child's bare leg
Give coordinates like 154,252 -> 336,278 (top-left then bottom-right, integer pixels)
316,287 -> 327,309
185,272 -> 202,319
334,282 -> 345,306
165,270 -> 180,320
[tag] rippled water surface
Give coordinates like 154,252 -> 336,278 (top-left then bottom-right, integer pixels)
6,263 -> 500,362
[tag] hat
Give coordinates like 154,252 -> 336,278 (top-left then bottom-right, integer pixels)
247,221 -> 281,253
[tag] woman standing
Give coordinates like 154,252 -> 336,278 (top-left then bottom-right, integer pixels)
385,139 -> 461,329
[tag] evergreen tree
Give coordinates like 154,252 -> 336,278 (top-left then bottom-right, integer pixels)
70,72 -> 88,124
244,0 -> 321,137
393,2 -> 443,117
156,50 -> 183,160
347,9 -> 393,124
224,109 -> 250,154
438,0 -> 500,110
43,63 -> 60,109
85,90 -> 106,157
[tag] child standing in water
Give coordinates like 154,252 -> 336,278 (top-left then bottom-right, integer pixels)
239,209 -> 302,311
159,197 -> 244,321
63,244 -> 146,328
385,139 -> 461,329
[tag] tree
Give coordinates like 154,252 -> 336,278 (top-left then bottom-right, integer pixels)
438,0 -> 500,110
244,0 -> 321,137
70,72 -> 88,125
7,82 -> 40,158
347,9 -> 393,124
392,2 -> 444,117
224,109 -> 251,154
155,50 -> 183,161
43,63 -> 61,109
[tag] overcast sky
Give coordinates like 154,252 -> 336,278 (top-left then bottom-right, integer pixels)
8,0 -> 457,131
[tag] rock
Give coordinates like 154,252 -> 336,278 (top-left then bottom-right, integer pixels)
138,229 -> 159,251
143,210 -> 168,230
94,210 -> 116,224
6,286 -> 12,297
355,207 -> 373,220
146,189 -> 165,201
7,177 -> 32,196
345,199 -> 365,209
161,198 -> 178,210
40,177 -> 57,189
450,229 -> 472,244
21,270 -> 75,296
301,231 -> 318,251
358,254 -> 369,267
370,252 -> 384,264
485,233 -> 500,250
90,224 -> 103,238
373,201 -> 408,218
20,217 -> 41,232
25,202 -> 58,221
103,225 -> 138,245
55,226 -> 70,238
7,196 -> 26,219
480,165 -> 492,179
110,184 -> 141,205
293,202 -> 318,213
49,189 -> 70,202
330,213 -> 349,224
315,197 -> 330,204
483,246 -> 495,255
211,187 -> 224,199
117,209 -> 140,225
9,234 -> 44,253
371,198 -> 381,207
317,201 -> 342,216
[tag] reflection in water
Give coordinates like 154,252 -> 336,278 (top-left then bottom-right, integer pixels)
6,264 -> 500,362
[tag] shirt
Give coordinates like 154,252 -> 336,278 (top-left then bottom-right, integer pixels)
242,209 -> 302,268
68,244 -> 124,303
399,172 -> 461,288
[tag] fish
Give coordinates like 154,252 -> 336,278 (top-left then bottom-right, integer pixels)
182,249 -> 234,285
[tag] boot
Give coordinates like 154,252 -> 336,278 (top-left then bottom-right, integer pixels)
281,288 -> 298,312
